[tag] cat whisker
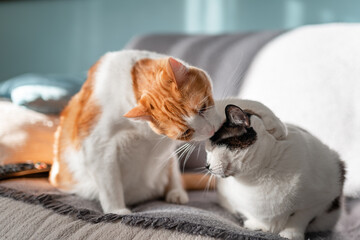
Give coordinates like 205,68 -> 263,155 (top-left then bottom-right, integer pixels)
163,143 -> 191,171
153,143 -> 191,172
209,165 -> 223,171
201,171 -> 211,197
176,143 -> 195,172
175,143 -> 191,157
199,170 -> 211,183
182,144 -> 196,173
190,167 -> 208,171
196,143 -> 202,162
173,143 -> 189,156
151,135 -> 169,153
204,174 -> 215,195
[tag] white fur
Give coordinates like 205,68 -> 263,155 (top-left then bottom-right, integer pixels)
239,23 -> 360,198
62,50 -> 217,214
206,99 -> 343,240
186,111 -> 220,141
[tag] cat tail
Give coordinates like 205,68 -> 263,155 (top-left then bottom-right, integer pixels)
307,195 -> 344,232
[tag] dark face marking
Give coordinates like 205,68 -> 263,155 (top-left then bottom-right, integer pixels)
327,196 -> 341,213
338,160 -> 346,186
210,104 -> 257,151
210,126 -> 257,150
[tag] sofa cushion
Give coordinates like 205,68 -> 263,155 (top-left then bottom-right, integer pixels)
0,73 -> 85,114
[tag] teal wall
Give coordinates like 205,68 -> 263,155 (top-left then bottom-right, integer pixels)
1,0 -> 359,82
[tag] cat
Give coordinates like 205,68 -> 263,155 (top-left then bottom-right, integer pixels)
49,50 -> 221,215
205,99 -> 345,240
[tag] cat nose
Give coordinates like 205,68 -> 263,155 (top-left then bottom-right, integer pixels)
205,164 -> 210,170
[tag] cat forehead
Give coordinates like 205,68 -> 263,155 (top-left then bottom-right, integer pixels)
210,121 -> 257,150
182,69 -> 212,92
145,66 -> 213,107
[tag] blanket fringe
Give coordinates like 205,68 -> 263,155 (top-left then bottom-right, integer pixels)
0,185 -> 273,240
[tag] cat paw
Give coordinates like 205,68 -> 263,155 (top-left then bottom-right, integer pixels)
279,229 -> 304,240
244,219 -> 269,232
109,208 -> 132,215
166,189 -> 189,204
263,115 -> 288,140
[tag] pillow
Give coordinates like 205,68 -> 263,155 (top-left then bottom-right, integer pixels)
0,101 -> 57,165
0,73 -> 85,114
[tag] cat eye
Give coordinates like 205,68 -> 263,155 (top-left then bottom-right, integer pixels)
198,103 -> 207,115
182,129 -> 192,136
180,128 -> 194,140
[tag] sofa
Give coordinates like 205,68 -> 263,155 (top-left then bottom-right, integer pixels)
1,24 -> 359,240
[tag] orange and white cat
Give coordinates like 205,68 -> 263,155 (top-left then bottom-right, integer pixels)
49,50 -> 221,214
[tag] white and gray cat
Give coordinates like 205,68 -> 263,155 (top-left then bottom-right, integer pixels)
205,99 -> 345,240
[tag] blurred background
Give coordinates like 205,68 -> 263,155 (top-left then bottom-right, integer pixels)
1,0 -> 360,82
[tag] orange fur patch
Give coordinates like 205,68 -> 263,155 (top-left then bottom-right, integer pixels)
182,173 -> 216,191
50,60 -> 102,190
131,58 -> 214,140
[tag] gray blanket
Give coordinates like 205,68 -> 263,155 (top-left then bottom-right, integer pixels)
1,178 -> 359,240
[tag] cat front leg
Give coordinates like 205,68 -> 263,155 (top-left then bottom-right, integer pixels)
244,218 -> 270,232
279,207 -> 322,240
165,157 -> 189,204
90,142 -> 131,215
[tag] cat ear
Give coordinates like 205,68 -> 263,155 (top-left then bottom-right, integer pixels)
167,57 -> 188,88
225,104 -> 250,127
123,105 -> 153,121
